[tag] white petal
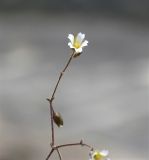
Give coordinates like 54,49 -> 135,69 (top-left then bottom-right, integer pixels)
68,34 -> 74,44
100,150 -> 109,157
76,32 -> 85,44
81,40 -> 88,48
68,42 -> 74,48
79,32 -> 85,40
75,47 -> 82,53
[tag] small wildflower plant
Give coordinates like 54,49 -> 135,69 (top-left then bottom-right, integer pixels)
44,33 -> 110,160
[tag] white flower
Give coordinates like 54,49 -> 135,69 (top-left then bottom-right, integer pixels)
89,150 -> 110,160
68,32 -> 88,53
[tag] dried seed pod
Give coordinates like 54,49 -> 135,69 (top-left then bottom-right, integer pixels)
53,112 -> 63,127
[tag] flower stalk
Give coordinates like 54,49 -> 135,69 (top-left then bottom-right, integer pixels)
46,50 -> 75,147
44,33 -> 110,160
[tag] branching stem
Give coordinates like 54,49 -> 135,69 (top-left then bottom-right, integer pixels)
47,51 -> 75,147
45,149 -> 54,160
45,50 -> 93,160
45,140 -> 93,160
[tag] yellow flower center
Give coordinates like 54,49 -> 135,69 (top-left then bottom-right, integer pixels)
73,40 -> 81,49
93,152 -> 103,160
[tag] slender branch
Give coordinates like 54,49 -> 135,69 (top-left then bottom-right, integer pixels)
50,51 -> 75,101
45,140 -> 93,160
45,149 -> 54,160
45,49 -> 94,160
56,141 -> 93,150
49,101 -> 54,146
47,50 -> 75,147
56,148 -> 62,160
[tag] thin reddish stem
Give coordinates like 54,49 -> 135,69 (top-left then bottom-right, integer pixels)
50,51 -> 75,101
45,50 -> 94,160
56,148 -> 62,160
45,140 -> 93,160
48,51 -> 75,147
49,101 -> 54,146
45,149 -> 54,160
56,141 -> 92,149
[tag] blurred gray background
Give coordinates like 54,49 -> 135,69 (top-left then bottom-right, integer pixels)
0,1 -> 149,160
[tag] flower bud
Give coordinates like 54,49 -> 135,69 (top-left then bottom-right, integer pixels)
53,112 -> 63,127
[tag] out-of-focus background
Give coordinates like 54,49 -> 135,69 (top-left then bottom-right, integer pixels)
0,1 -> 149,160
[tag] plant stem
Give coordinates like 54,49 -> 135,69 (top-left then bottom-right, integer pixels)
45,50 -> 94,160
45,149 -> 54,160
48,51 -> 75,147
49,101 -> 54,146
56,141 -> 92,149
50,51 -> 75,101
56,148 -> 62,160
45,140 -> 93,160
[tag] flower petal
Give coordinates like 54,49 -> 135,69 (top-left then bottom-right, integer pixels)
81,40 -> 88,48
68,42 -> 74,48
76,32 -> 85,44
68,34 -> 74,44
75,47 -> 82,53
99,150 -> 109,157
